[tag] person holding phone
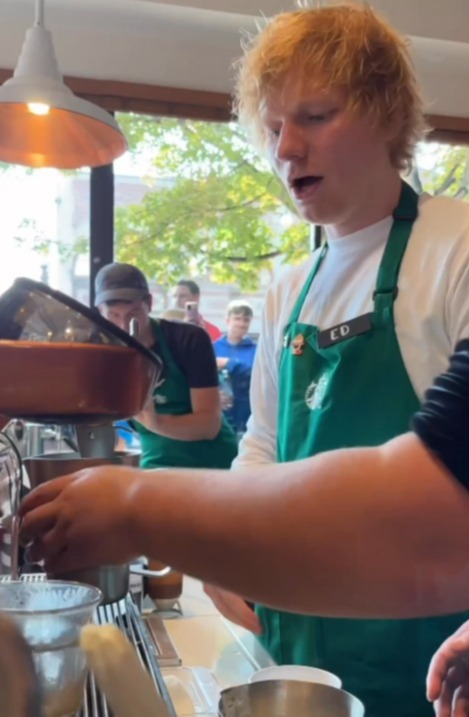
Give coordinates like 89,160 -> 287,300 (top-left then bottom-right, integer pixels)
173,279 -> 222,341
94,263 -> 237,470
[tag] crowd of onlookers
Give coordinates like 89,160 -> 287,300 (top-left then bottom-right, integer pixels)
170,279 -> 257,438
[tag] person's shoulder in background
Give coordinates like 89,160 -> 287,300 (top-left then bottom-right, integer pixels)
213,334 -> 229,352
158,319 -> 219,388
202,318 -> 222,342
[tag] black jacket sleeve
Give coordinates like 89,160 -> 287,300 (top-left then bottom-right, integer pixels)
412,339 -> 469,489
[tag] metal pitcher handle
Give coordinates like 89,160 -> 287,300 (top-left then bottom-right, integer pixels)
130,564 -> 172,578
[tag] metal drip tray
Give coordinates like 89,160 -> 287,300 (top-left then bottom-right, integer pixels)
0,574 -> 177,717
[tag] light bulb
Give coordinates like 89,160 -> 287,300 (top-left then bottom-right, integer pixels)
27,102 -> 50,116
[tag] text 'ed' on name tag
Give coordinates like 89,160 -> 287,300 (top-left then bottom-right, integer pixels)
317,313 -> 372,349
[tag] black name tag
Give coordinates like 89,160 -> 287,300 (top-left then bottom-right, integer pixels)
317,313 -> 372,348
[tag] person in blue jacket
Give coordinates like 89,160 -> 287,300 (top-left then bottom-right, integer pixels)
213,301 -> 257,436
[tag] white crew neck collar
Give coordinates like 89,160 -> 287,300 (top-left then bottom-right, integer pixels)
325,215 -> 393,254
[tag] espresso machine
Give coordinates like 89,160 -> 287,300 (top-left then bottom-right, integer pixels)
0,279 -> 182,717
0,277 -> 165,598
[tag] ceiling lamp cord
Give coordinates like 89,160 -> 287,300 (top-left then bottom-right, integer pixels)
35,0 -> 44,27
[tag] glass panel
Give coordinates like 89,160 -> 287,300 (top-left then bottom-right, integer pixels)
113,115 -> 469,334
0,165 -> 91,304
414,142 -> 469,201
113,113 -> 310,335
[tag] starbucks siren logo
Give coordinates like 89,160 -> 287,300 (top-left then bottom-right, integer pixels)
305,372 -> 329,410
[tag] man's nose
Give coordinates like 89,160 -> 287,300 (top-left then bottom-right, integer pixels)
275,122 -> 307,163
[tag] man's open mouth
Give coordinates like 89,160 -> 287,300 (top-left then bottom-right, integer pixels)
290,175 -> 324,198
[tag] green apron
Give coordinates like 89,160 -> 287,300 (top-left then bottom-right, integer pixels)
135,320 -> 238,469
256,182 -> 469,717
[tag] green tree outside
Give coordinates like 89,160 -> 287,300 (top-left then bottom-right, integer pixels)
114,114 -> 310,290
2,117 -> 469,294
115,115 -> 469,290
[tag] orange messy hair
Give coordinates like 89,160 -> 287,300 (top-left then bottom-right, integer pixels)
234,2 -> 428,170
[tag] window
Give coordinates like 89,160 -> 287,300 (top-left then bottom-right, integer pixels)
414,142 -> 469,201
112,112 -> 309,335
1,116 -> 467,321
0,165 -> 90,304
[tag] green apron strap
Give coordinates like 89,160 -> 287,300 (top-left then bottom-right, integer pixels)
150,319 -> 172,365
290,245 -> 328,323
373,181 -> 419,312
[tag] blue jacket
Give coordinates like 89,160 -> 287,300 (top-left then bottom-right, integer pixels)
213,335 -> 257,433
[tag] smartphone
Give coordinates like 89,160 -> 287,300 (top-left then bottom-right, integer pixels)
185,301 -> 200,324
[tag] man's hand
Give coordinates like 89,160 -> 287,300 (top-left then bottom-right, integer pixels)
203,584 -> 262,634
427,621 -> 469,716
216,358 -> 229,370
19,466 -> 142,573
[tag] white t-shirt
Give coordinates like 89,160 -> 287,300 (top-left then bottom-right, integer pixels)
234,193 -> 469,467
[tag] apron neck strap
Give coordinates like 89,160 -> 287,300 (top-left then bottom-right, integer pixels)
288,181 -> 419,324
150,319 -> 170,361
289,243 -> 327,323
373,181 -> 419,311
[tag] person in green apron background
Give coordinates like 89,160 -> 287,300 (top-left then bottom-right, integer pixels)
94,262 -> 238,470
203,4 -> 469,716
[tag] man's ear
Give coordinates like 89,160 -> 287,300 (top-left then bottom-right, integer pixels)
146,294 -> 153,312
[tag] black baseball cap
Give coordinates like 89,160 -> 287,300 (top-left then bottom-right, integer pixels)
94,263 -> 150,306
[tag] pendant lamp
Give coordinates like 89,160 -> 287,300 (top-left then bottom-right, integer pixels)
0,0 -> 127,169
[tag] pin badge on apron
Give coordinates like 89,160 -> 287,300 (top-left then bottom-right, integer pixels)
291,333 -> 306,356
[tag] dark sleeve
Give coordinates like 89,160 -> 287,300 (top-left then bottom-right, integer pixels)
412,339 -> 469,489
160,320 -> 219,389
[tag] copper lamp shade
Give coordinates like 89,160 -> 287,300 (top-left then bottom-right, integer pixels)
0,0 -> 127,169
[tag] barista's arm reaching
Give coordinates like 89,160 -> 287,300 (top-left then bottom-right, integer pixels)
20,341 -> 469,620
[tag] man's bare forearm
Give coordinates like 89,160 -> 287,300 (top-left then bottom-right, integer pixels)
135,411 -> 221,441
128,433 -> 469,618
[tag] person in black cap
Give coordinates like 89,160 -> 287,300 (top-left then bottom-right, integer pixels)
94,262 -> 238,470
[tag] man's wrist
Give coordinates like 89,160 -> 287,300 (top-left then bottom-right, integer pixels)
126,471 -> 160,556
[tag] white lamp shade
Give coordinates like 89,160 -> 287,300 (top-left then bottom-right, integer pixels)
0,23 -> 127,168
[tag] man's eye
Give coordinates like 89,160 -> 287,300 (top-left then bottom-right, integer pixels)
307,109 -> 336,124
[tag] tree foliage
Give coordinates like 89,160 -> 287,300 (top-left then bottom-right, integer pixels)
412,143 -> 469,199
2,117 -> 469,294
115,118 -> 469,291
114,114 -> 310,290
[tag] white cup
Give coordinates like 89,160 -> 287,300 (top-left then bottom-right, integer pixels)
249,665 -> 342,689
